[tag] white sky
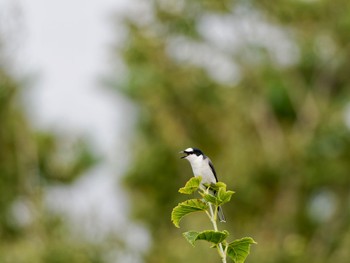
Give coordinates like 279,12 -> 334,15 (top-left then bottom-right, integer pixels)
0,0 -> 149,262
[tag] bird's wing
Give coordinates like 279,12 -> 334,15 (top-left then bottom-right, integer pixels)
208,158 -> 219,183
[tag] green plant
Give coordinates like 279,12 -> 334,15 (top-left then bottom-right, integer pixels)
171,176 -> 256,263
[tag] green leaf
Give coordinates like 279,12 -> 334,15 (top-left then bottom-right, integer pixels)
217,188 -> 235,205
202,183 -> 235,206
179,176 -> 202,194
171,199 -> 208,228
203,192 -> 219,204
183,230 -> 229,246
226,237 -> 257,263
206,182 -> 227,192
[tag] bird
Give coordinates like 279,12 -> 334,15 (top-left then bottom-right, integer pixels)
180,147 -> 226,222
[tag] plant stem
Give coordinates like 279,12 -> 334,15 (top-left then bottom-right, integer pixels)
208,203 -> 226,263
202,187 -> 227,263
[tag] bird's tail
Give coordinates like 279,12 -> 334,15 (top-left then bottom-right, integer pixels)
218,206 -> 226,222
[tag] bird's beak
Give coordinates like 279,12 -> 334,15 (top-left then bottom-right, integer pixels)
179,150 -> 187,159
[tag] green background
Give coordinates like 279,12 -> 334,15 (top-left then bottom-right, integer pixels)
1,1 -> 350,262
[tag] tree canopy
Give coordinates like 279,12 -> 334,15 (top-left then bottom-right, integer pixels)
0,54 -> 103,262
116,1 -> 350,262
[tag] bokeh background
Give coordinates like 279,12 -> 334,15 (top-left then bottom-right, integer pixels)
1,0 -> 350,263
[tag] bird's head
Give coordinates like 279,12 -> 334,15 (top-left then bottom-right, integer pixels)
180,147 -> 204,162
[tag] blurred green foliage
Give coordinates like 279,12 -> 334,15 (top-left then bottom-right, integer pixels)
0,61 -> 102,261
117,1 -> 350,263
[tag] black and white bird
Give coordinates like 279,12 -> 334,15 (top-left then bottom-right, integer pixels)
180,147 -> 226,222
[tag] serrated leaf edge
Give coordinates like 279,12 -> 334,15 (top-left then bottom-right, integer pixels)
183,230 -> 229,247
171,199 -> 208,228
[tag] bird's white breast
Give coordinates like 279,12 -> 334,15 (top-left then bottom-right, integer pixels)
186,155 -> 215,185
